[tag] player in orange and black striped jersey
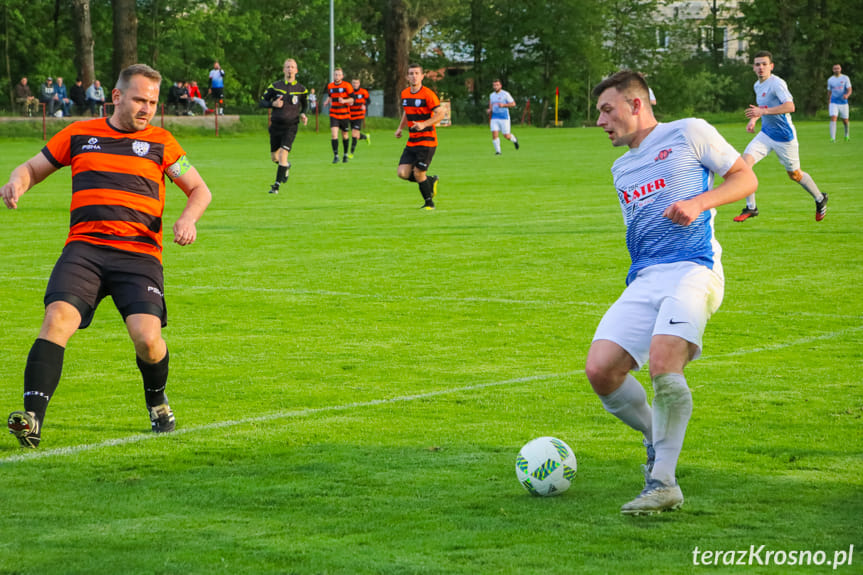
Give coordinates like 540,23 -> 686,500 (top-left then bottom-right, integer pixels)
260,58 -> 309,194
348,78 -> 371,157
324,67 -> 354,163
395,64 -> 447,210
0,64 -> 212,448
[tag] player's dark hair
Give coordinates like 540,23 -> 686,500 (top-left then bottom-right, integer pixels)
753,50 -> 773,63
408,63 -> 423,72
592,70 -> 649,101
115,64 -> 162,91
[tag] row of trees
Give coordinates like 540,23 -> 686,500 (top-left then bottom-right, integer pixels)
2,0 -> 861,123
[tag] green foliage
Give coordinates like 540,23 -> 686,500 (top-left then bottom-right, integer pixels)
0,0 -> 857,118
739,0 -> 863,114
0,124 -> 860,573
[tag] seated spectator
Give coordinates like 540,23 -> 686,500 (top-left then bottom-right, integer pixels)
14,76 -> 38,116
86,80 -> 106,116
167,80 -> 192,115
55,76 -> 72,117
69,78 -> 87,115
187,80 -> 209,114
39,77 -> 60,116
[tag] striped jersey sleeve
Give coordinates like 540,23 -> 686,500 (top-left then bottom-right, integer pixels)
42,118 -> 185,263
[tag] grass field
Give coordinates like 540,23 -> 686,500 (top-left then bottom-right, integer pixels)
0,121 -> 860,574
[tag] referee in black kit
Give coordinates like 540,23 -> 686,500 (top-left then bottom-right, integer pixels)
260,58 -> 309,194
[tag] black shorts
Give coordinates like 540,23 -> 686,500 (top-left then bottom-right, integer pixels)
350,119 -> 364,131
269,122 -> 299,153
44,241 -> 167,329
329,117 -> 350,132
399,146 -> 436,173
211,87 -> 224,102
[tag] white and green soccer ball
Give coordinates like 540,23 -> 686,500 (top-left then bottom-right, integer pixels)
515,436 -> 577,497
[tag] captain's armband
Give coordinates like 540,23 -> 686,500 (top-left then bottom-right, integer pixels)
166,155 -> 192,180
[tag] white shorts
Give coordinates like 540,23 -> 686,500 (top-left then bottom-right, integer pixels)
829,102 -> 850,119
744,131 -> 800,172
490,118 -> 511,135
592,261 -> 724,370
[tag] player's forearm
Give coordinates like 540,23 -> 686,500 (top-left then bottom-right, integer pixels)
699,162 -> 758,210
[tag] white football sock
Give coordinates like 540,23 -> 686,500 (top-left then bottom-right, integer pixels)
797,172 -> 823,201
830,121 -> 837,140
745,193 -> 757,210
845,123 -> 850,138
599,373 -> 653,443
650,373 -> 692,486
511,135 -> 518,145
493,138 -> 501,154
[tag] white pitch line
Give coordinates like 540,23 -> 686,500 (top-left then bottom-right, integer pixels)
0,370 -> 584,465
2,323 -> 860,465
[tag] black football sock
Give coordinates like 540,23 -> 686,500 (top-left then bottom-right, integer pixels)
342,138 -> 349,155
138,349 -> 170,407
23,338 -> 65,425
351,137 -> 357,153
276,164 -> 288,184
331,139 -> 339,155
418,178 -> 433,201
359,133 -> 367,140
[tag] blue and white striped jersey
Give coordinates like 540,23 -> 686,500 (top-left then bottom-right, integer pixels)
754,75 -> 795,142
489,90 -> 514,120
610,119 -> 740,285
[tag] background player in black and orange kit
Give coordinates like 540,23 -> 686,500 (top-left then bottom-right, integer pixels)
323,67 -> 354,163
260,58 -> 309,194
395,64 -> 447,210
348,77 -> 370,158
0,64 -> 212,448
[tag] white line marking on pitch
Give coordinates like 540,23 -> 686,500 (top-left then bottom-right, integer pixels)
0,371 -> 583,465
2,324 -> 860,464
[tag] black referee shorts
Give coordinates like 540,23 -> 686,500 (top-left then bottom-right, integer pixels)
269,122 -> 299,153
44,241 -> 167,329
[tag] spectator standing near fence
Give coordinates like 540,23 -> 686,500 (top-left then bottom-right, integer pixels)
208,61 -> 225,115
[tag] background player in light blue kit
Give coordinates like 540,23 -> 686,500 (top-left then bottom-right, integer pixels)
734,51 -> 828,222
587,70 -> 757,515
827,64 -> 852,143
487,80 -> 519,155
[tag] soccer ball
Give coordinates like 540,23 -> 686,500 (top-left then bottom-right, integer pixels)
515,436 -> 577,497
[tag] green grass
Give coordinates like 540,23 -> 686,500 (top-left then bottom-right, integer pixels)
0,121 -> 860,574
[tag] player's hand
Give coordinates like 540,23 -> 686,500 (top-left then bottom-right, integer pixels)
746,119 -> 756,133
173,216 -> 198,246
409,122 -> 424,132
301,113 -> 308,126
0,181 -> 23,209
663,199 -> 700,226
395,128 -> 402,138
744,105 -> 763,119
272,96 -> 284,108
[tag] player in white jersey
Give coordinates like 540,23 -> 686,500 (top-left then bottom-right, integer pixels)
588,71 -> 757,515
734,51 -> 828,222
487,80 -> 519,155
827,64 -> 852,142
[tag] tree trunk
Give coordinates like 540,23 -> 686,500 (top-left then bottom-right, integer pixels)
383,0 -> 410,118
112,0 -> 138,79
72,0 -> 95,87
